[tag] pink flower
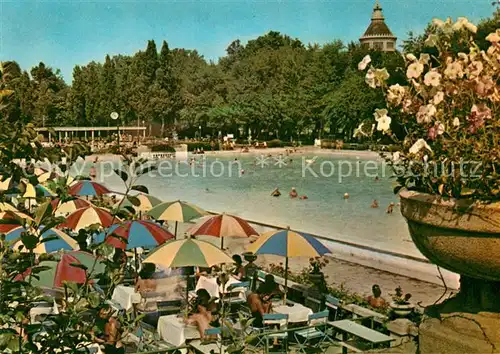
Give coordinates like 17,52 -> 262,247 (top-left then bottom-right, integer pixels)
467,104 -> 491,133
428,126 -> 437,140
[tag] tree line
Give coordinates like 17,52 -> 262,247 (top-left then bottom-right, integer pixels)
2,10 -> 498,142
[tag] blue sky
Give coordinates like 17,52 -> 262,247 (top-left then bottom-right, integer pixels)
1,0 -> 495,83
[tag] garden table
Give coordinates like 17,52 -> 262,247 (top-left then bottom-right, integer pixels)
273,303 -> 313,323
111,285 -> 141,310
157,314 -> 200,346
329,319 -> 394,353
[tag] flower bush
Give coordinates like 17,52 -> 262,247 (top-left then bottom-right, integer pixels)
391,286 -> 412,305
357,17 -> 500,201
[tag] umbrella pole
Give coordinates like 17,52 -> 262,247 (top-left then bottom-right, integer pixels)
220,236 -> 224,250
174,221 -> 178,239
185,274 -> 189,319
134,248 -> 139,283
284,257 -> 288,305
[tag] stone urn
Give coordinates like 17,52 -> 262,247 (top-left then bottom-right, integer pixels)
400,190 -> 500,352
389,302 -> 415,317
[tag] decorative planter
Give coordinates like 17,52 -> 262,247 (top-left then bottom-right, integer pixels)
308,272 -> 325,285
399,190 -> 500,312
243,252 -> 257,263
390,302 -> 415,317
399,190 -> 500,281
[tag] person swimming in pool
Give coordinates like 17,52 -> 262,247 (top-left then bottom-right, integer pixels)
289,187 -> 298,198
271,188 -> 281,197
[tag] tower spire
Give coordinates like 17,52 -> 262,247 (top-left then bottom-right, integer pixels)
372,0 -> 384,20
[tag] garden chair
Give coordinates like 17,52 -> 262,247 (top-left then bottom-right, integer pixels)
262,313 -> 289,353
294,310 -> 336,353
325,295 -> 342,321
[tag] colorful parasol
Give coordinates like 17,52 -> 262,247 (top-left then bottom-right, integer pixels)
59,205 -> 117,231
118,193 -> 162,213
50,198 -> 91,217
37,171 -> 61,184
96,220 -> 175,250
147,200 -> 208,237
69,181 -> 111,197
16,251 -> 105,288
144,237 -> 234,269
247,228 -> 330,302
188,213 -> 258,249
0,176 -> 13,191
8,226 -> 79,253
0,211 -> 33,233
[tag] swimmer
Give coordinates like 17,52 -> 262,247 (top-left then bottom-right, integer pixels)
240,169 -> 245,175
271,188 -> 281,197
205,188 -> 210,193
386,202 -> 395,214
299,195 -> 308,200
343,193 -> 350,200
289,187 -> 298,198
371,199 -> 379,208
374,176 -> 380,182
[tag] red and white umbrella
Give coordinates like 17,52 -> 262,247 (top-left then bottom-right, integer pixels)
188,213 -> 258,249
50,198 -> 91,217
58,205 -> 118,232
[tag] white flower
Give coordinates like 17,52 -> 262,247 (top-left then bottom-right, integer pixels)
409,139 -> 432,154
433,91 -> 444,105
467,61 -> 483,78
377,115 -> 392,132
374,68 -> 390,85
444,61 -> 464,79
486,30 -> 500,43
423,155 -> 429,163
424,70 -> 442,87
432,18 -> 445,28
387,84 -> 406,105
365,68 -> 376,88
392,151 -> 401,162
465,22 -> 477,33
358,55 -> 371,71
419,53 -> 430,65
453,117 -> 460,127
457,52 -> 469,64
416,104 -> 437,123
406,53 -> 417,62
452,17 -> 469,31
407,62 -> 424,79
436,122 -> 445,135
373,108 -> 388,121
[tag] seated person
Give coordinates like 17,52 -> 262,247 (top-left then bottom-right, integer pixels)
366,284 -> 387,309
136,263 -> 159,313
186,289 -> 219,338
93,304 -> 125,354
232,255 -> 246,281
246,274 -> 282,327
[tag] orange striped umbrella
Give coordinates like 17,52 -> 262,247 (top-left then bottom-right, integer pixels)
188,213 -> 258,249
59,205 -> 118,231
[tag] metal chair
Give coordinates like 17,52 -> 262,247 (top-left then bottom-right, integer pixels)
294,310 -> 336,353
262,313 -> 289,353
325,295 -> 342,321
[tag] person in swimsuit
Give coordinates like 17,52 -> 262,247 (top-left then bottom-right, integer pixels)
186,289 -> 218,338
289,187 -> 298,198
247,274 -> 282,327
271,188 -> 281,197
366,284 -> 387,309
94,304 -> 124,354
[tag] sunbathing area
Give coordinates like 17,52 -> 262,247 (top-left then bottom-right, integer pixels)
0,165 -> 421,354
